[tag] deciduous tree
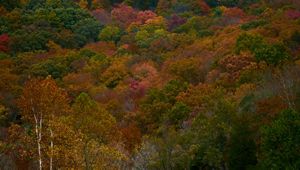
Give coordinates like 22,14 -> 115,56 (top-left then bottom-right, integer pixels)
17,76 -> 70,170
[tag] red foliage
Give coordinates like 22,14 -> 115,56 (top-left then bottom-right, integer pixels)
91,9 -> 112,25
136,10 -> 157,25
111,4 -> 137,28
111,5 -> 158,28
285,9 -> 300,20
221,7 -> 246,25
167,14 -> 186,31
0,34 -> 10,53
197,0 -> 211,14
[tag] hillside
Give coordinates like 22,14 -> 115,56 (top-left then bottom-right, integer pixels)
0,0 -> 300,169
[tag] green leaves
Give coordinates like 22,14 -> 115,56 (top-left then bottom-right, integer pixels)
240,19 -> 268,31
72,92 -> 117,142
167,102 -> 190,127
235,33 -> 264,54
260,109 -> 300,169
99,25 -> 122,43
72,18 -> 102,42
254,42 -> 289,66
236,33 -> 290,66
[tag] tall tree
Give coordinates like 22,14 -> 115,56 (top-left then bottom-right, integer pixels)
259,109 -> 300,169
71,92 -> 124,169
17,76 -> 70,170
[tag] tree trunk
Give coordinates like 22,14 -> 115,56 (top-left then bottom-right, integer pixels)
50,128 -> 53,170
34,113 -> 43,170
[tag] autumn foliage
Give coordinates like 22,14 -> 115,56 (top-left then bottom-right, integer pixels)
1,0 -> 300,169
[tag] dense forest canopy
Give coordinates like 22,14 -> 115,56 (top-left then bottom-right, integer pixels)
0,0 -> 300,169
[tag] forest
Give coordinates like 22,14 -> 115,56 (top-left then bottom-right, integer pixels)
0,0 -> 300,169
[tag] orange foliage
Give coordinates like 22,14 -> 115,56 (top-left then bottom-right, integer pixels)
84,41 -> 117,56
177,83 -> 222,113
256,96 -> 288,124
120,123 -> 142,152
197,0 -> 211,14
218,54 -> 256,81
221,7 -> 246,25
63,72 -> 95,95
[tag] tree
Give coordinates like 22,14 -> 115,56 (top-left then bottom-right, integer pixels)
111,4 -> 137,28
101,58 -> 129,88
72,18 -> 102,42
167,102 -> 190,128
136,10 -> 157,24
253,43 -> 289,66
91,9 -> 112,25
10,30 -> 53,53
98,25 -> 122,43
165,57 -> 208,84
46,0 -> 63,8
54,8 -> 91,29
136,0 -> 159,10
187,92 -> 236,169
120,123 -> 142,152
17,76 -> 70,170
236,33 -> 264,54
156,0 -> 171,15
0,34 -> 9,53
71,92 -> 124,169
228,115 -> 257,170
139,80 -> 188,132
167,14 -> 186,31
0,0 -> 21,11
260,109 -> 300,169
236,33 -> 290,66
26,0 -> 46,10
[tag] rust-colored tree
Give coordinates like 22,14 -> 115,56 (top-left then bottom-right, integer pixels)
17,76 -> 70,170
0,34 -> 9,53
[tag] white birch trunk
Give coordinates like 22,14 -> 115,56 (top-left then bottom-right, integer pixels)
34,113 -> 43,170
50,128 -> 53,170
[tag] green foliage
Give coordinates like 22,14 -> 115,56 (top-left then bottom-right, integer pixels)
212,7 -> 223,17
167,102 -> 190,127
54,8 -> 92,29
188,97 -> 236,169
0,53 -> 9,60
240,19 -> 268,30
0,0 -> 21,11
254,42 -> 289,66
196,29 -> 214,38
72,18 -> 102,42
11,30 -> 53,52
235,33 -> 264,54
285,31 -> 300,50
2,0 -> 300,168
72,92 -> 117,141
175,16 -> 213,36
27,0 -> 77,10
260,109 -> 300,169
236,33 -> 289,66
130,0 -> 159,10
228,116 -> 257,170
98,26 -> 122,43
29,59 -> 70,79
140,80 -> 188,131
135,28 -> 168,48
205,0 -> 259,8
